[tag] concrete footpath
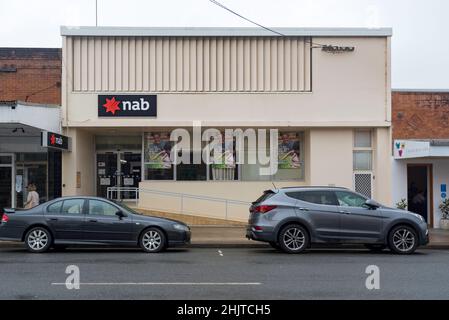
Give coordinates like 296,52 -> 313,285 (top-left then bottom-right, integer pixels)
1,227 -> 449,249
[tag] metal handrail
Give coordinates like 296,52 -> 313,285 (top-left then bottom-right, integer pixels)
106,186 -> 250,220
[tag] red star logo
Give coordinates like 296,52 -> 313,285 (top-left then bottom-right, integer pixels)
102,97 -> 121,115
50,134 -> 56,145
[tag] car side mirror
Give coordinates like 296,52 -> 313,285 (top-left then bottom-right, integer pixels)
116,211 -> 127,219
365,199 -> 380,210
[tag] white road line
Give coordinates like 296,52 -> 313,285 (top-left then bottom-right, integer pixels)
51,282 -> 261,286
218,250 -> 223,256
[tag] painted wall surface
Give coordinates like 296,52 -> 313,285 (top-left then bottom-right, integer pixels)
61,33 -> 392,220
62,128 -> 95,196
392,157 -> 449,228
62,37 -> 390,128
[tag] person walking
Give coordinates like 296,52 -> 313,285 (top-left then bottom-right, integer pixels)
24,183 -> 39,209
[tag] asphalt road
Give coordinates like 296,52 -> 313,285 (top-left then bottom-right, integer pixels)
1,246 -> 449,300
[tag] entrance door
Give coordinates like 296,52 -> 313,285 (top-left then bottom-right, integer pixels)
119,152 -> 141,200
16,163 -> 48,208
0,154 -> 14,209
97,153 -> 118,199
407,165 -> 432,224
96,152 -> 141,200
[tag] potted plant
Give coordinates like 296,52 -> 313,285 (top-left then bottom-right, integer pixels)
396,198 -> 408,210
439,199 -> 449,230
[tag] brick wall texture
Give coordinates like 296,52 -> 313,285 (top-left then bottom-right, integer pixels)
0,48 -> 61,105
393,91 -> 449,140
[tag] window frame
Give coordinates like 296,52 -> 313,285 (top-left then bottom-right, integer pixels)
353,130 -> 373,172
334,190 -> 369,208
86,199 -> 122,216
286,190 -> 339,206
46,200 -> 63,214
54,198 -> 87,215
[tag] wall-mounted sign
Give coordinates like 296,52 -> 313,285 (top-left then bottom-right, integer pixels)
98,95 -> 157,117
41,131 -> 70,151
322,45 -> 355,54
394,140 -> 431,159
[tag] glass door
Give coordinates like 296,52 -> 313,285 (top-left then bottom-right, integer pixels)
0,154 -> 13,209
119,152 -> 141,200
96,152 -> 141,200
96,153 -> 118,199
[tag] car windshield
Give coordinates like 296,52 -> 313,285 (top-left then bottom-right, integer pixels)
111,200 -> 142,215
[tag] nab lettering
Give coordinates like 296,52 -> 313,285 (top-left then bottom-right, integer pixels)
122,98 -> 151,111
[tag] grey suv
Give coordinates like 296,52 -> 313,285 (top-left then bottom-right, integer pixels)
246,187 -> 429,254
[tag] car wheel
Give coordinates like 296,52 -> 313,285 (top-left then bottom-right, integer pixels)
25,227 -> 52,253
364,244 -> 387,252
269,242 -> 281,250
388,225 -> 418,255
139,228 -> 166,253
278,224 -> 309,254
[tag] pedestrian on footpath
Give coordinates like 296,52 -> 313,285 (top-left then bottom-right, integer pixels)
25,183 -> 39,209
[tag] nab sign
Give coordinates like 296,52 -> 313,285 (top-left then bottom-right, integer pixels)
98,95 -> 157,117
41,131 -> 70,151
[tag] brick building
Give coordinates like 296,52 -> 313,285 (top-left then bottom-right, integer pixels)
393,90 -> 449,140
0,47 -> 61,105
0,48 -> 63,209
392,90 -> 449,228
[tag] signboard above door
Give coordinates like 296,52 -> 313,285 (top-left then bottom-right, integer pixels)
98,95 -> 157,117
41,131 -> 71,151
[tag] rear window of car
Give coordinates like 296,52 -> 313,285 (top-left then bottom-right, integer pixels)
47,201 -> 63,213
286,191 -> 338,206
252,191 -> 275,204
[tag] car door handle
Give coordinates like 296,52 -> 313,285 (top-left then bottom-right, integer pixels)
88,219 -> 98,223
339,210 -> 351,214
298,207 -> 309,211
47,218 -> 58,221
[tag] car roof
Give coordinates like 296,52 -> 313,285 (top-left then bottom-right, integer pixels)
277,186 -> 350,192
47,196 -> 112,201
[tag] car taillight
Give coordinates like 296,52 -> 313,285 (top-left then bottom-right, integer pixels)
253,205 -> 277,214
1,213 -> 9,223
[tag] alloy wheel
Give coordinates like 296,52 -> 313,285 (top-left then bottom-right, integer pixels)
142,230 -> 162,251
27,229 -> 49,251
282,227 -> 306,251
392,228 -> 416,253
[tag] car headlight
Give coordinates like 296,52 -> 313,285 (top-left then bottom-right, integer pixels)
173,223 -> 190,232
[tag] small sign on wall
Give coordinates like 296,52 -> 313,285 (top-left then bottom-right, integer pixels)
76,172 -> 81,189
441,184 -> 447,199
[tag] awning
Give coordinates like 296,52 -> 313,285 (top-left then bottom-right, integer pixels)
0,101 -> 61,133
394,140 -> 449,159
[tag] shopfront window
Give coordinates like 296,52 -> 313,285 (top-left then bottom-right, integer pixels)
15,153 -> 49,207
144,132 -> 174,180
240,131 -> 304,181
143,130 -> 304,182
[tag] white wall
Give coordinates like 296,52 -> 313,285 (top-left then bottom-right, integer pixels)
392,157 -> 449,228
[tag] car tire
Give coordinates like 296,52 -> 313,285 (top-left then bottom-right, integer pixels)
364,244 -> 387,252
269,242 -> 281,250
139,227 -> 166,253
278,224 -> 309,254
24,227 -> 52,253
388,225 -> 418,255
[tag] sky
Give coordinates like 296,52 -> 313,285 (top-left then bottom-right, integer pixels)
0,0 -> 448,89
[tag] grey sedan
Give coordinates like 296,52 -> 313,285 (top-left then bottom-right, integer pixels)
246,187 -> 429,254
0,196 -> 191,253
